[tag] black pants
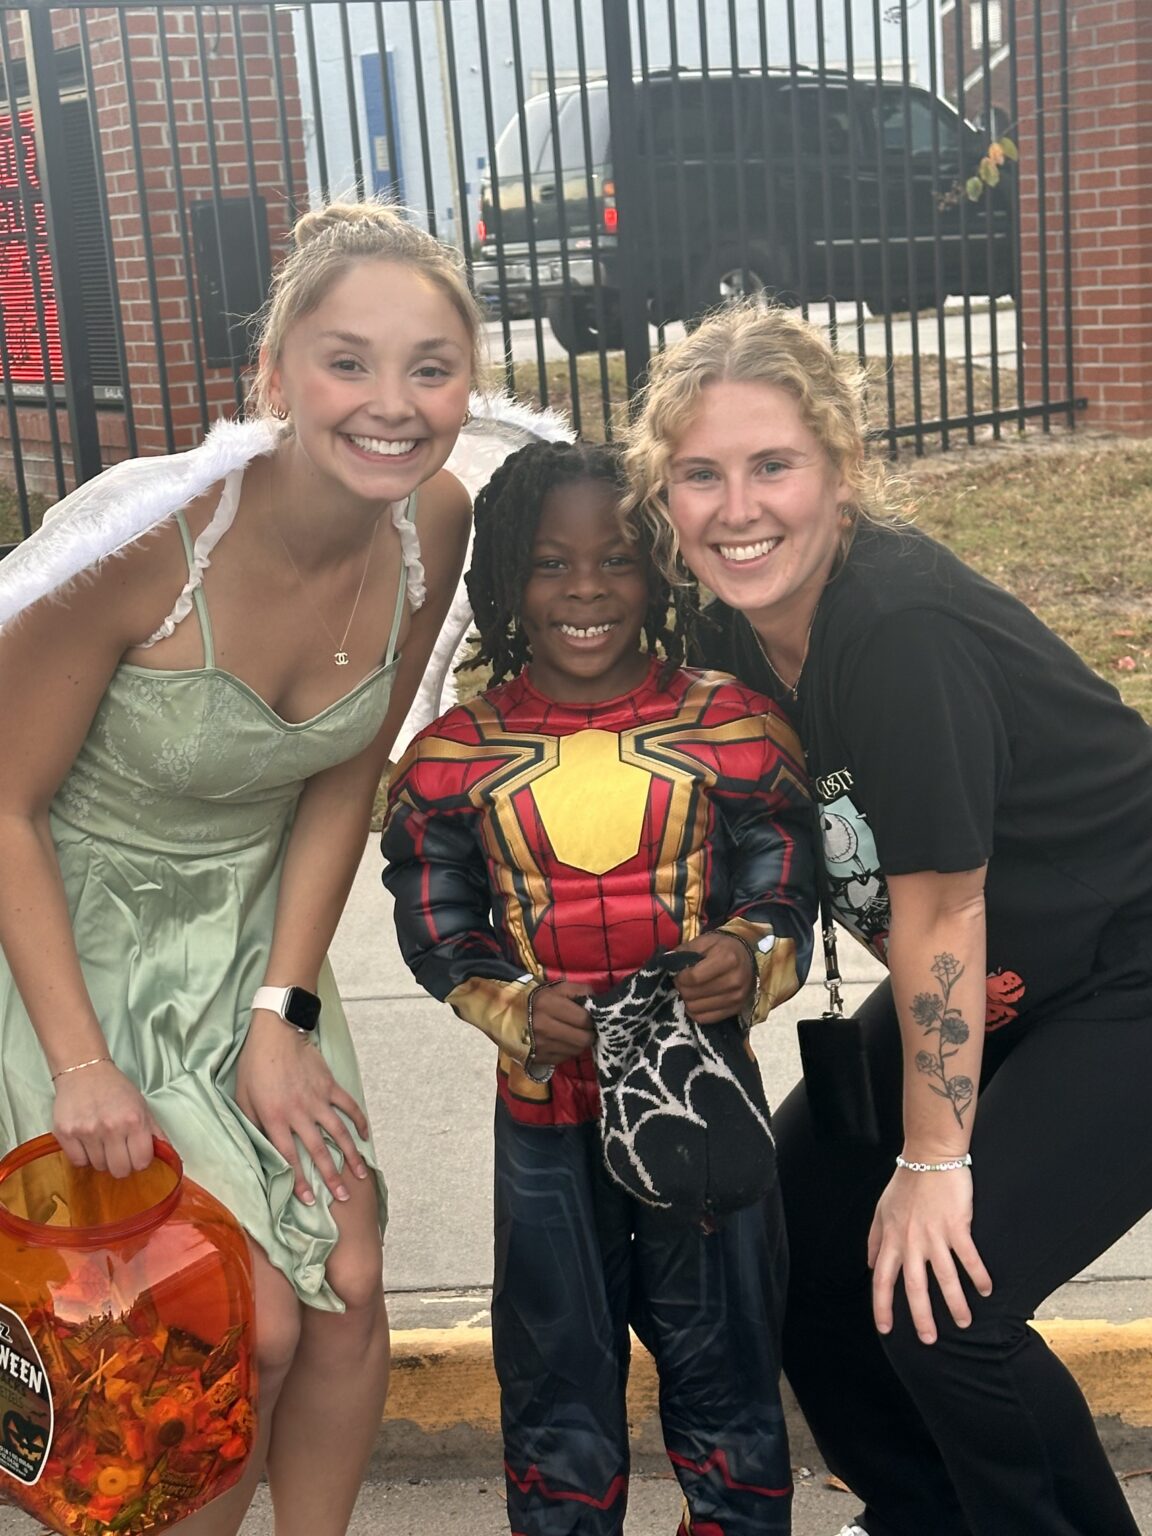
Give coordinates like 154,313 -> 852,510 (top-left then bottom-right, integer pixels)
775,982 -> 1152,1536
492,1101 -> 792,1535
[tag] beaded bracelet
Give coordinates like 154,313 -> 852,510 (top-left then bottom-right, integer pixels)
51,1055 -> 113,1083
896,1153 -> 973,1173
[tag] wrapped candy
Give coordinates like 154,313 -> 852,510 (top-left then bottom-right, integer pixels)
0,1136 -> 255,1536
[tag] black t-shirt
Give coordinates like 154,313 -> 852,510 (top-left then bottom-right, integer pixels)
698,520 -> 1152,1030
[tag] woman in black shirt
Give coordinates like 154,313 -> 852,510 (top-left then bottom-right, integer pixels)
621,302 -> 1152,1536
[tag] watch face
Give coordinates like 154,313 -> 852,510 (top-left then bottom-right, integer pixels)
285,987 -> 321,1032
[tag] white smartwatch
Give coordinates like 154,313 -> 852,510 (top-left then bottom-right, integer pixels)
252,985 -> 322,1035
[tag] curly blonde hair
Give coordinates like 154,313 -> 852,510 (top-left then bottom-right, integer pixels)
620,302 -> 892,571
248,199 -> 484,416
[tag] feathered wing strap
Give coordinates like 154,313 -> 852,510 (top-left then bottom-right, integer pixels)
389,389 -> 574,760
0,417 -> 281,630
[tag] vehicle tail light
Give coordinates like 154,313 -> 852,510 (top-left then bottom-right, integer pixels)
601,175 -> 617,234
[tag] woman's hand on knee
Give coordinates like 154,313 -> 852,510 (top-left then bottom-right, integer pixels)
867,1167 -> 993,1345
236,1013 -> 370,1207
53,1061 -> 160,1178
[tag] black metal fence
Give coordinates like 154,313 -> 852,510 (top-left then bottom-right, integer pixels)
0,0 -> 1079,537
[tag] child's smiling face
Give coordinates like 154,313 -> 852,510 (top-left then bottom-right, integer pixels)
520,478 -> 653,704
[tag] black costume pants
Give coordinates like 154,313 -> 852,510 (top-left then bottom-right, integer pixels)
775,981 -> 1152,1536
492,1100 -> 792,1536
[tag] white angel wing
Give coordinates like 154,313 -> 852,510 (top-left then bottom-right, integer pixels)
0,418 -> 280,630
389,389 -> 574,760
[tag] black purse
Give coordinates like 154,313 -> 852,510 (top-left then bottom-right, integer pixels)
795,817 -> 881,1145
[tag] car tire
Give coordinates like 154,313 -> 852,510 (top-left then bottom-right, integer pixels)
691,244 -> 797,321
546,294 -> 624,355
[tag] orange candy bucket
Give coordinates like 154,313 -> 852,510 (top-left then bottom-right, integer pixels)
0,1136 -> 256,1535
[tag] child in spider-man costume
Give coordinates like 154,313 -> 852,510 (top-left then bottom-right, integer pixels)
381,441 -> 815,1536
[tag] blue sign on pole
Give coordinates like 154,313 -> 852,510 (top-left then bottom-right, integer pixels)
361,51 -> 404,203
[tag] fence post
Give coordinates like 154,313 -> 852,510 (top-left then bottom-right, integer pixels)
600,0 -> 649,399
22,7 -> 103,486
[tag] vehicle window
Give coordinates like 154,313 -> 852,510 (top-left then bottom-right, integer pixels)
880,94 -> 938,156
856,90 -> 963,166
642,80 -> 737,158
493,93 -> 555,178
553,86 -> 610,172
772,87 -> 853,156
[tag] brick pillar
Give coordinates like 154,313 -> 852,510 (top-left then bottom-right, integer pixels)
0,6 -> 308,496
90,6 -> 308,456
1016,0 -> 1152,432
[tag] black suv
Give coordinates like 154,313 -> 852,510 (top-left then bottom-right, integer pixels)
474,70 -> 1014,354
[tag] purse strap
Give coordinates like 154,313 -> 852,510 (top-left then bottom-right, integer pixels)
811,799 -> 845,1019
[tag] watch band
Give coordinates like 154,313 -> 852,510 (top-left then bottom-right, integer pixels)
251,984 -> 321,1034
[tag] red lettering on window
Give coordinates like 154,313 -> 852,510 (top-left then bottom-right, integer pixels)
0,109 -> 61,384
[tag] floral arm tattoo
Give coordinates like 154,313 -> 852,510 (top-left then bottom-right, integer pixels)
910,952 -> 975,1128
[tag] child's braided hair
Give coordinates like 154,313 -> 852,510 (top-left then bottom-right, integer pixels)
463,439 -> 696,687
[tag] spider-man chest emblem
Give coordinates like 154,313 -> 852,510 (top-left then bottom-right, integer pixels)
530,730 -> 652,875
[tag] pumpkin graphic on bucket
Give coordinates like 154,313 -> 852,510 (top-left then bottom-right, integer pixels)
0,1135 -> 255,1536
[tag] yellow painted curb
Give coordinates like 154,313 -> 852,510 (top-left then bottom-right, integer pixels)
385,1321 -> 1152,1434
1034,1319 -> 1152,1428
385,1327 -> 661,1436
387,1329 -> 500,1434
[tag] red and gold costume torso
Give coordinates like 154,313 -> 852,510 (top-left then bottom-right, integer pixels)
382,660 -> 814,1124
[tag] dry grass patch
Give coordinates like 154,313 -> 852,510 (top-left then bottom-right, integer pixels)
0,485 -> 51,546
902,431 -> 1152,720
500,352 -> 1019,448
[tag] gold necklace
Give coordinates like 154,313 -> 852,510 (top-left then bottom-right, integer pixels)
270,469 -> 384,667
750,612 -> 816,702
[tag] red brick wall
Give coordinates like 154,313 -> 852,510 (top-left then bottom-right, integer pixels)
1,6 -> 308,496
1015,0 -> 1152,431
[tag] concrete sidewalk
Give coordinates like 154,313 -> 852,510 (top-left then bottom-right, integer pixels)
328,838 -> 1152,1482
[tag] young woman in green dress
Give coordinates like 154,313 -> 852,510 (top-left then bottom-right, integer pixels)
0,201 -> 479,1536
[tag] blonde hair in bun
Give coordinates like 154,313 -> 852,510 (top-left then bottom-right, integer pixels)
249,198 -> 484,416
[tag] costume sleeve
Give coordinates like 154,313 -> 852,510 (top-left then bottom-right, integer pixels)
380,736 -> 535,1062
711,706 -> 817,1024
833,610 -> 1011,874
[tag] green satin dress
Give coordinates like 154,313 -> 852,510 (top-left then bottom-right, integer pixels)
0,506 -> 405,1311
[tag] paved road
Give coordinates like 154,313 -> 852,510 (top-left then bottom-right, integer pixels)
485,297 -> 1018,369
3,1464 -> 1149,1536
113,1467 -> 1152,1534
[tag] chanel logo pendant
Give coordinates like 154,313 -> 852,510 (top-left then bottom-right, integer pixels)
271,465 -> 385,675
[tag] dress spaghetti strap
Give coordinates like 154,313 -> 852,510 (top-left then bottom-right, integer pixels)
171,512 -> 216,668
137,467 -> 242,654
383,490 -> 418,667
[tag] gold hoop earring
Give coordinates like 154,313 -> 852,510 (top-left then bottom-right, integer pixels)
461,409 -> 473,428
271,405 -> 289,422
